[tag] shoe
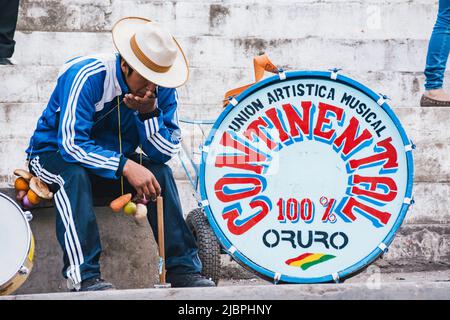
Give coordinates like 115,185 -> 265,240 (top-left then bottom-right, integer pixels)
166,272 -> 216,288
0,58 -> 14,65
71,277 -> 116,292
420,94 -> 450,107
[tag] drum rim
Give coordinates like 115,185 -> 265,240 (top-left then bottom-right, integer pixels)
0,192 -> 32,286
199,70 -> 414,283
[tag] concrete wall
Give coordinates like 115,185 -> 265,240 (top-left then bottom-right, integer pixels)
13,207 -> 159,295
0,0 -> 449,293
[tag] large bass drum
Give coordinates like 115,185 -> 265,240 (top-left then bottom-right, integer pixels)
199,70 -> 414,283
0,193 -> 34,295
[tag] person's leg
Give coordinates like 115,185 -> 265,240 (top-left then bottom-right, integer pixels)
0,0 -> 20,59
141,160 -> 202,275
136,156 -> 217,287
90,154 -> 214,286
92,153 -> 202,274
28,153 -> 109,291
424,0 -> 450,101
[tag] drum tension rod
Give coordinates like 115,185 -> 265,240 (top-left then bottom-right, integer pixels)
403,197 -> 415,206
19,266 -> 29,275
328,68 -> 342,80
277,68 -> 286,81
227,96 -> 238,107
273,272 -> 281,285
332,272 -> 340,283
377,93 -> 390,106
24,211 -> 33,222
378,242 -> 389,259
198,199 -> 209,208
405,139 -> 416,152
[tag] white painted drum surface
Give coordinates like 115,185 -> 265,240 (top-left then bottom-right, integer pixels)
0,194 -> 30,285
200,73 -> 413,283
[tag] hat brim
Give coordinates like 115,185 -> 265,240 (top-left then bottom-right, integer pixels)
112,17 -> 189,88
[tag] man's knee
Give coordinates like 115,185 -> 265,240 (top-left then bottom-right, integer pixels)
63,163 -> 91,186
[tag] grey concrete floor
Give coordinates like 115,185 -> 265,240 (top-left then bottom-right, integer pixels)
2,269 -> 449,300
219,270 -> 450,287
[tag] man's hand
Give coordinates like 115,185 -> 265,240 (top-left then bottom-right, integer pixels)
123,83 -> 157,114
122,159 -> 161,201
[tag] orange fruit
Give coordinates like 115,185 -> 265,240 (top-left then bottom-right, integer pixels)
15,177 -> 29,191
27,189 -> 41,205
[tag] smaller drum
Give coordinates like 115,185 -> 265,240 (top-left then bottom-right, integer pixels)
0,192 -> 34,295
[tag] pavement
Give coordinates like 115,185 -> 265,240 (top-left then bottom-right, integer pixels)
2,270 -> 449,300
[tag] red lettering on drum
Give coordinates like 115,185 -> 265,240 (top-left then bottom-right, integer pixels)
215,131 -> 268,174
350,175 -> 398,203
347,137 -> 398,173
282,101 -> 313,140
333,117 -> 373,159
313,102 -> 344,142
243,116 -> 278,150
276,197 -> 315,224
337,197 -> 392,228
222,196 -> 271,235
214,174 -> 266,202
265,107 -> 291,143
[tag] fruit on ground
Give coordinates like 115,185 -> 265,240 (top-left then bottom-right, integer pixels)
27,189 -> 41,205
15,177 -> 29,191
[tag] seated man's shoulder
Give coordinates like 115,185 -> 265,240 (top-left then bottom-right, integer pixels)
157,87 -> 177,104
59,54 -> 113,79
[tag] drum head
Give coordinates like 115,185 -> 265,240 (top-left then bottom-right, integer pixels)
0,193 -> 31,285
200,71 -> 413,283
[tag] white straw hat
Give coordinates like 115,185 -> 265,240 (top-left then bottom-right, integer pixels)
112,17 -> 189,88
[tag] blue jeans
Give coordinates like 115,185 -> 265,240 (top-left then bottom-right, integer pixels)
29,152 -> 202,286
424,0 -> 450,90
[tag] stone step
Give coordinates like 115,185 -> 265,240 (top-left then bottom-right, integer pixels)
0,195 -> 446,296
13,31 -> 430,73
4,281 -> 450,300
0,65 -> 434,107
17,0 -> 437,40
1,103 -> 448,185
1,204 -> 449,296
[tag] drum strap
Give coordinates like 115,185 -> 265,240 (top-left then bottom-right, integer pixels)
223,54 -> 280,107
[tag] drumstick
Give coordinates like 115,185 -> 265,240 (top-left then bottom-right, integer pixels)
156,196 -> 167,285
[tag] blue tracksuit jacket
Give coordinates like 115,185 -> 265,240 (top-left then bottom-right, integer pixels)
25,53 -> 181,179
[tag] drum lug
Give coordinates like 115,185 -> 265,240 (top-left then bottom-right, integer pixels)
378,242 -> 389,259
377,93 -> 390,106
227,96 -> 238,107
403,196 -> 415,206
19,266 -> 30,275
277,68 -> 286,81
228,245 -> 237,255
328,68 -> 342,80
201,144 -> 210,154
405,139 -> 416,152
332,272 -> 340,283
273,272 -> 281,285
198,199 -> 210,208
24,211 -> 33,222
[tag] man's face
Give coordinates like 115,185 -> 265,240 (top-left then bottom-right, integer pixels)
120,59 -> 154,97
